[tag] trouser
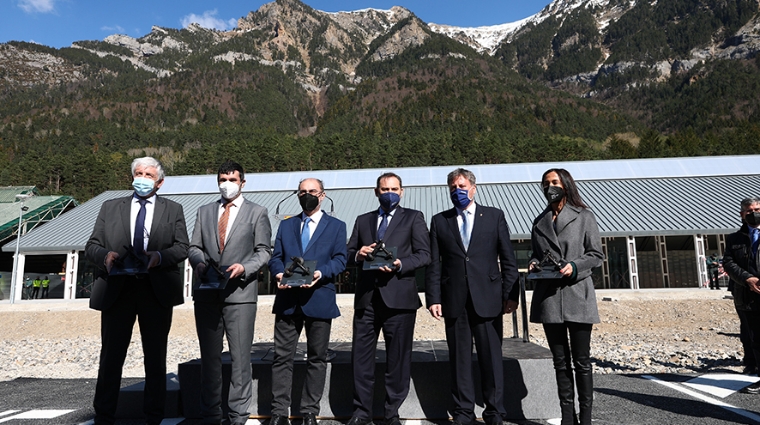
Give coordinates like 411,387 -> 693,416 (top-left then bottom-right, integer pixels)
94,278 -> 172,425
736,308 -> 757,369
444,296 -> 506,424
743,310 -> 760,373
194,301 -> 257,425
271,310 -> 332,416
709,269 -> 720,289
351,291 -> 416,420
543,322 -> 593,425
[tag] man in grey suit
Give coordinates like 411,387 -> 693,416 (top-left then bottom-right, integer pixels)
86,157 -> 189,425
188,160 -> 272,425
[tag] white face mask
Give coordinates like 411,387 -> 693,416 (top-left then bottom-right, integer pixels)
219,181 -> 241,200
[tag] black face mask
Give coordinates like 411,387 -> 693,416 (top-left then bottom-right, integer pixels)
544,185 -> 565,204
745,212 -> 760,227
299,193 -> 320,212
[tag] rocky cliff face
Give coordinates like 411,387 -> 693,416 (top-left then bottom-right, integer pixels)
0,44 -> 84,89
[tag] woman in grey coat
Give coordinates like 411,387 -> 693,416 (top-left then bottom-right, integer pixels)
528,168 -> 603,425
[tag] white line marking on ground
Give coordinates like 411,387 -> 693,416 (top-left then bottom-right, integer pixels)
643,375 -> 760,423
0,412 -> 19,419
546,419 -> 562,425
683,373 -> 759,398
245,420 -> 262,425
0,410 -> 75,423
404,420 -> 423,425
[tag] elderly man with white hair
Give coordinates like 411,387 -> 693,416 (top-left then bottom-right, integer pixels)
85,156 -> 189,425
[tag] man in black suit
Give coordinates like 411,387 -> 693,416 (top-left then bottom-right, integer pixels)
425,168 -> 519,425
86,157 -> 189,425
347,172 -> 431,425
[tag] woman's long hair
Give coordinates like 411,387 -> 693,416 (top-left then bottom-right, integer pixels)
541,168 -> 588,209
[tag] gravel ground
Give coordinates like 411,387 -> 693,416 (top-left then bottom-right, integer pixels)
0,288 -> 744,381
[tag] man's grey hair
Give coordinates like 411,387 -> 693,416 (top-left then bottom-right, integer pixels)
447,168 -> 476,187
131,157 -> 165,180
741,197 -> 760,210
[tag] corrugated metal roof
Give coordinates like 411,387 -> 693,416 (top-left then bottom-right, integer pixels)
5,174 -> 758,253
157,155 -> 760,194
0,186 -> 37,203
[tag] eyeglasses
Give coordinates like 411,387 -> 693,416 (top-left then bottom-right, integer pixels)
298,189 -> 323,196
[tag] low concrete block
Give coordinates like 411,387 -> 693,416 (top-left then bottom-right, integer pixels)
177,339 -> 559,420
116,372 -> 180,418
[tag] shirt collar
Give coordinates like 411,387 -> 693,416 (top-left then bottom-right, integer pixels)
133,194 -> 156,204
456,202 -> 476,216
378,207 -> 397,217
220,195 -> 245,208
303,209 -> 324,225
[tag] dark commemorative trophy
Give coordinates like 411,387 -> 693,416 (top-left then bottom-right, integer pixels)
196,258 -> 232,290
109,245 -> 149,276
282,256 -> 317,287
527,249 -> 567,280
362,240 -> 397,270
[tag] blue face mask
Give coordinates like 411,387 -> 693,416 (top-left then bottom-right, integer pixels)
132,177 -> 156,197
450,188 -> 472,209
378,192 -> 400,212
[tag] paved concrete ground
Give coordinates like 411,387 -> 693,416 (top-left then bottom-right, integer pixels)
2,373 -> 760,424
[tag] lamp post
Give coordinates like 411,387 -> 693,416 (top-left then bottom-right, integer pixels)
10,194 -> 31,305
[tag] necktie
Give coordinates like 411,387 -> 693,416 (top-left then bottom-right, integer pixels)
752,227 -> 760,257
133,198 -> 147,255
219,202 -> 232,252
460,210 -> 470,248
377,211 -> 389,241
301,217 -> 312,252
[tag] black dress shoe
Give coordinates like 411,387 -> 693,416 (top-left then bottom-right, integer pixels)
451,420 -> 472,425
302,413 -> 318,425
485,420 -> 504,425
347,416 -> 374,425
743,365 -> 757,375
741,381 -> 760,394
385,417 -> 402,425
271,414 -> 291,425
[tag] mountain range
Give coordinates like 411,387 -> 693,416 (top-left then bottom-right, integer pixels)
1,0 -> 760,200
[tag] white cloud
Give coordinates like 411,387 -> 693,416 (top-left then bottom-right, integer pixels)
180,9 -> 236,31
101,25 -> 126,34
18,0 -> 56,13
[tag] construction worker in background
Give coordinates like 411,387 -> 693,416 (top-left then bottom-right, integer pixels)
31,276 -> 42,299
41,276 -> 51,298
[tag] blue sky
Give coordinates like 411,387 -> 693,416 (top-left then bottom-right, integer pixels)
1,0 -> 552,48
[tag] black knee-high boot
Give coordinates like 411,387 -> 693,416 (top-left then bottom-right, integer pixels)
575,369 -> 593,425
556,369 -> 578,425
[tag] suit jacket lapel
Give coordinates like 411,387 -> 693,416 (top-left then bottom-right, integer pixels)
535,208 -> 561,253
370,211 -> 379,241
555,205 -> 580,236
148,196 -> 166,250
446,208 -> 466,253
307,214 -> 329,254
224,199 -> 247,245
121,196 -> 132,246
383,207 -> 404,240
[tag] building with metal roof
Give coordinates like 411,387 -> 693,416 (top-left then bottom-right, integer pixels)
2,156 -> 757,302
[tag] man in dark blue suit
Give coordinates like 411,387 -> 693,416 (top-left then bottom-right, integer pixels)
425,168 -> 519,425
346,172 -> 431,425
268,178 -> 347,425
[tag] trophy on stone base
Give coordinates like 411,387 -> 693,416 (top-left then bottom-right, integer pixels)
527,249 -> 567,280
363,240 -> 397,271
